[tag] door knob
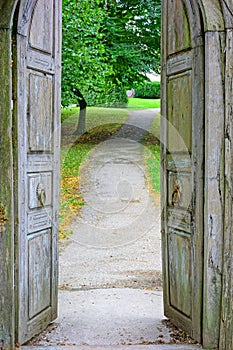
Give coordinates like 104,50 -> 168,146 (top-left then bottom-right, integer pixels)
36,183 -> 46,207
172,184 -> 181,206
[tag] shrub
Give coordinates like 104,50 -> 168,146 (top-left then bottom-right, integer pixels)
134,81 -> 160,99
84,85 -> 128,108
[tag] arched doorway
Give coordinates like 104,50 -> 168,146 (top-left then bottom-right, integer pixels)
0,0 -> 232,349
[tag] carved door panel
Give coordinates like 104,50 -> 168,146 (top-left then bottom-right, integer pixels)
14,0 -> 61,344
161,0 -> 204,342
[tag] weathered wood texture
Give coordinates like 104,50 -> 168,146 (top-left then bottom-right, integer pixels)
220,29 -> 233,350
0,28 -> 15,350
221,0 -> 233,28
199,0 -> 225,30
161,0 -> 204,343
14,0 -> 62,344
0,2 -> 21,349
0,0 -> 61,346
162,1 -> 233,349
202,30 -> 226,348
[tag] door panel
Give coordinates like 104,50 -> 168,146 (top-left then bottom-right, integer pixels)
161,0 -> 204,342
28,73 -> 53,152
167,72 -> 192,153
29,0 -> 54,53
169,230 -> 192,317
28,230 -> 52,319
14,0 -> 61,344
167,0 -> 191,54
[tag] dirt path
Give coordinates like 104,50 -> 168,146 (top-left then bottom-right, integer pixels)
25,109 -> 200,349
59,108 -> 162,291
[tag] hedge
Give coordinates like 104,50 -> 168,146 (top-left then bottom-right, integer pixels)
134,81 -> 160,99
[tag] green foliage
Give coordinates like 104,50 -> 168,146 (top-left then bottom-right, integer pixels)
135,81 -> 160,99
62,0 -> 107,107
85,84 -> 128,107
62,0 -> 161,107
102,0 -> 161,87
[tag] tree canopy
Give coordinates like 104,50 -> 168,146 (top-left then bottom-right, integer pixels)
62,0 -> 161,107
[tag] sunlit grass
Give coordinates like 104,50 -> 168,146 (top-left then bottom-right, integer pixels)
127,98 -> 160,110
142,115 -> 161,195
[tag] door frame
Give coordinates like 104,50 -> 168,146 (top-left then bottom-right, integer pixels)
0,0 -> 232,349
0,1 -> 19,348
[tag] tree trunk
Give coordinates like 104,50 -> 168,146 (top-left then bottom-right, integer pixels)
73,88 -> 87,136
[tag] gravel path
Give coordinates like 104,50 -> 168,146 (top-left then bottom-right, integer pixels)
25,109 -> 200,349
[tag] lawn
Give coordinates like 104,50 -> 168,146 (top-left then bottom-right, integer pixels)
127,98 -> 160,110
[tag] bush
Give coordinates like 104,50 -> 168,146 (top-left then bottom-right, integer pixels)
134,81 -> 160,99
84,85 -> 128,108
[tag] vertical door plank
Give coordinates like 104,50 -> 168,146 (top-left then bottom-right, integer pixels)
203,31 -> 225,348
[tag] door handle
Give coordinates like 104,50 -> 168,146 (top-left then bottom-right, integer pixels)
171,184 -> 181,206
36,183 -> 46,207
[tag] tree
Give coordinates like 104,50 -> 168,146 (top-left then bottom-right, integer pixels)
104,0 -> 161,87
62,0 -> 161,133
62,0 -> 108,134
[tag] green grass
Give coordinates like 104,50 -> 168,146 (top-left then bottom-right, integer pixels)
127,98 -> 160,110
60,107 -> 128,239
142,115 -> 161,195
62,106 -> 128,125
145,144 -> 160,193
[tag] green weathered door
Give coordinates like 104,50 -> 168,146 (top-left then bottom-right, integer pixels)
161,0 -> 204,342
13,0 -> 62,344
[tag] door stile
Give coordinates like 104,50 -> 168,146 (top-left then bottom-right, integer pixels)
50,0 -> 62,322
190,35 -> 205,343
14,31 -> 30,343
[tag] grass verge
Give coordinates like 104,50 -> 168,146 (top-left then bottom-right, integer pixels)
142,115 -> 161,196
59,107 -> 128,239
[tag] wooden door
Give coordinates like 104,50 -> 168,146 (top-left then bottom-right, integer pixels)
13,0 -> 62,344
161,0 -> 204,342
